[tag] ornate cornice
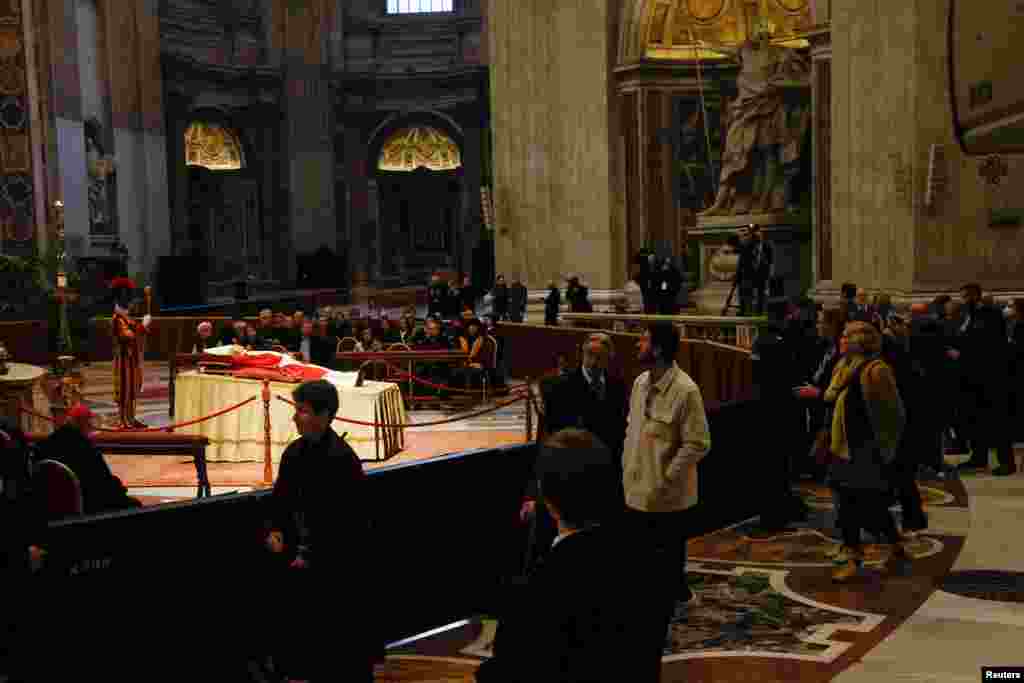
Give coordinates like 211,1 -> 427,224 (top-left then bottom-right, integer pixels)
161,53 -> 283,91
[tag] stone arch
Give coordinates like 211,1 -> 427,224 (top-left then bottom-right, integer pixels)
365,109 -> 469,280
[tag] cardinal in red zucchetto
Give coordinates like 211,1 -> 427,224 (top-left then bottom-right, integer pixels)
109,277 -> 151,428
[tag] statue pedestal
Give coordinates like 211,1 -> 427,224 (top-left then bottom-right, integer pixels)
688,211 -> 812,315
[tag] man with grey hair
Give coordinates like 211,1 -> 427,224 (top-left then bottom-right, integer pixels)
544,333 -> 628,476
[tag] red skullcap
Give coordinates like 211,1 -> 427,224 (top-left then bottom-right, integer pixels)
66,403 -> 94,419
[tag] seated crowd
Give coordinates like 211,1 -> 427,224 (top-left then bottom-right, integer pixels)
189,286 -> 504,399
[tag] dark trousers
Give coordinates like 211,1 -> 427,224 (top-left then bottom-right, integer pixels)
737,279 -> 767,316
834,487 -> 902,548
622,507 -> 691,606
266,557 -> 375,682
621,508 -> 690,683
961,381 -> 1015,468
888,455 -> 927,531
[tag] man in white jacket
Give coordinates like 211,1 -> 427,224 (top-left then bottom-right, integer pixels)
622,322 -> 711,618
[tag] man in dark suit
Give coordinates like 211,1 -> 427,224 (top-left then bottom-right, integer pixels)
478,429 -> 666,683
948,283 -> 1016,475
296,320 -> 334,367
528,334 -> 628,569
737,224 -> 773,316
508,277 -> 527,323
428,274 -> 448,319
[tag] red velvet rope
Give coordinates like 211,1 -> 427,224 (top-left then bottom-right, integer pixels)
275,392 -> 528,429
16,395 -> 260,434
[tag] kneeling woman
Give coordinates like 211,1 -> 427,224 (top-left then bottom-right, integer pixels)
824,321 -> 913,582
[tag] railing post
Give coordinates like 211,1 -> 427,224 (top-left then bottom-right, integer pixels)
262,380 -> 273,487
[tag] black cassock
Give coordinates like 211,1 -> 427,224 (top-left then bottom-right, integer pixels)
265,428 -> 380,681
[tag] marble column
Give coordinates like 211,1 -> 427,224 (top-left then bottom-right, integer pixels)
164,92 -> 190,255
488,0 -> 620,291
823,0 -> 1024,306
345,124 -> 368,282
259,102 -> 279,282
810,32 -> 832,289
275,0 -> 336,285
48,0 -> 90,258
103,0 -> 170,278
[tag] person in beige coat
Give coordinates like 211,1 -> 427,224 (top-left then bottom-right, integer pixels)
622,321 -> 711,620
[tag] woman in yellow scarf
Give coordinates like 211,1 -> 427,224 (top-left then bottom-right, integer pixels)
823,321 -> 911,582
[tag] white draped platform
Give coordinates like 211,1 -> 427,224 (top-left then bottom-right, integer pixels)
173,368 -> 406,463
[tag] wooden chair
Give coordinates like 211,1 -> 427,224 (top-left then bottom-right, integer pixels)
34,459 -> 84,520
337,337 -> 359,371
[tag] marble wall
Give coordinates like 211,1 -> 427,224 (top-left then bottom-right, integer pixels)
828,0 -> 1024,299
488,0 -> 620,290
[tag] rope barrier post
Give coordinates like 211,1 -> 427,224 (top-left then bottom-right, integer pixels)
262,379 -> 273,487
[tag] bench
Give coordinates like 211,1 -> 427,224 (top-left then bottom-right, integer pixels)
27,430 -> 212,498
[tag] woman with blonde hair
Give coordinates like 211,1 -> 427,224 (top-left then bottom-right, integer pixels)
823,321 -> 912,581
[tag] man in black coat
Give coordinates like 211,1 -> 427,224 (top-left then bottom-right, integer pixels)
736,225 -> 773,316
948,283 -> 1016,475
752,298 -> 808,528
478,429 -> 666,683
655,258 -> 683,315
491,275 -> 510,321
34,404 -> 142,516
529,334 -> 628,569
428,274 -> 448,319
508,278 -> 527,323
263,380 -> 380,682
296,320 -> 334,367
635,249 -> 658,314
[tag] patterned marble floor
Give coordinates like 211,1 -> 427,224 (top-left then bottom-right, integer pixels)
380,462 -> 1024,683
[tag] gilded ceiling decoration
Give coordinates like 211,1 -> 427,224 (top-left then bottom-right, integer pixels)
184,121 -> 245,171
378,126 -> 462,173
643,0 -> 813,61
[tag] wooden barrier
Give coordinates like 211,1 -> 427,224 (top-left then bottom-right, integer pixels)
496,322 -> 752,406
560,312 -> 769,350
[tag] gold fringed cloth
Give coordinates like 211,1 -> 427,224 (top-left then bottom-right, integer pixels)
173,371 -> 406,462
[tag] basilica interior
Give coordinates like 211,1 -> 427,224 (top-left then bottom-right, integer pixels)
1,0 -> 1023,681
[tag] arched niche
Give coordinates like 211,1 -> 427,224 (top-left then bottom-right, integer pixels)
365,111 -> 468,281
